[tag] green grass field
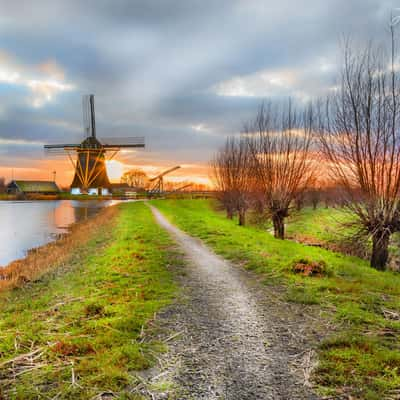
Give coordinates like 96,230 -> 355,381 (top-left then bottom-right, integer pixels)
153,199 -> 400,399
0,202 -> 178,399
285,207 -> 356,243
285,206 -> 400,267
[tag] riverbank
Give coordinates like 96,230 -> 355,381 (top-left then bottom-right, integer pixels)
0,193 -> 142,201
0,193 -> 115,201
0,204 -> 117,291
153,199 -> 400,399
0,202 -> 179,399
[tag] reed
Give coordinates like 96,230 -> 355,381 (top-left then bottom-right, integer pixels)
0,205 -> 118,291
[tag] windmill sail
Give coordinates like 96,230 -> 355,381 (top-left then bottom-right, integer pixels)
100,137 -> 145,148
43,94 -> 145,193
82,94 -> 96,138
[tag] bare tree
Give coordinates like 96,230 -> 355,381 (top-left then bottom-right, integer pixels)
247,101 -> 315,239
294,190 -> 305,211
121,169 -> 149,189
306,177 -> 321,210
211,147 -> 234,219
318,31 -> 400,270
0,177 -> 5,193
211,136 -> 252,225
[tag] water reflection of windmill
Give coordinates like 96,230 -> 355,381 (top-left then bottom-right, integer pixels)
44,95 -> 145,195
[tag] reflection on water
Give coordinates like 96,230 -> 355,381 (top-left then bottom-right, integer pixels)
0,200 -> 118,267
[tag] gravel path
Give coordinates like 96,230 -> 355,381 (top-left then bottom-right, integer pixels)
148,205 -> 322,400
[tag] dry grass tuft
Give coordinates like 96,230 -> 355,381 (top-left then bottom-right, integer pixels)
0,206 -> 118,291
291,258 -> 327,277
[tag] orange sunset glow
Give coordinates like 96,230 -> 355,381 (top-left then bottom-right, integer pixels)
105,160 -> 125,182
0,158 -> 212,188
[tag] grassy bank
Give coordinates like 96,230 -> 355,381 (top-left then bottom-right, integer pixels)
0,202 -> 178,399
285,207 -> 400,268
0,206 -> 118,291
152,199 -> 400,400
285,207 -> 356,246
58,193 -> 114,200
0,194 -> 17,201
0,194 -> 110,201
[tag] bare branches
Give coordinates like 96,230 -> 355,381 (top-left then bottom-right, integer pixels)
247,100 -> 316,238
212,100 -> 315,237
211,136 -> 253,225
121,169 -> 149,189
317,37 -> 400,270
210,26 -> 400,271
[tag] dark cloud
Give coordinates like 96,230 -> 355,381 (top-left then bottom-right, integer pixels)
0,0 -> 399,182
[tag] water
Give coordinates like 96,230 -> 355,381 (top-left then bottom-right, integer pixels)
0,200 -> 118,267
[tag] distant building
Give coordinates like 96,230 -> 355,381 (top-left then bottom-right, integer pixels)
7,180 -> 60,195
110,183 -> 138,197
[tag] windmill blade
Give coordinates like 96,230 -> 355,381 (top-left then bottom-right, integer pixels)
100,136 -> 145,148
44,144 -> 81,149
44,146 -> 79,157
83,94 -> 96,138
44,144 -> 81,154
82,95 -> 91,138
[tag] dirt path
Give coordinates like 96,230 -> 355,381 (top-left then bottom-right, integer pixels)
149,205 -> 322,400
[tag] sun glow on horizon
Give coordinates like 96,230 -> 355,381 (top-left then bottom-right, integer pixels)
106,160 -> 124,182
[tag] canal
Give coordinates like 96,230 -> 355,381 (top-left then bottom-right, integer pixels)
0,200 -> 118,267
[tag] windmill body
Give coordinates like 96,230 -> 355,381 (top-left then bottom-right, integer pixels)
70,136 -> 110,191
44,95 -> 145,195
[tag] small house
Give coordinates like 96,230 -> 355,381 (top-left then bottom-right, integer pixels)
110,183 -> 138,198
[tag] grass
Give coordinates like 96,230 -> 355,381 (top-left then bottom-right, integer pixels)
285,206 -> 400,268
152,199 -> 400,400
0,202 -> 178,399
0,193 -> 17,200
285,206 -> 356,245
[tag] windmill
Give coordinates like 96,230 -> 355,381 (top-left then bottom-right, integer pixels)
148,166 -> 181,194
44,95 -> 145,194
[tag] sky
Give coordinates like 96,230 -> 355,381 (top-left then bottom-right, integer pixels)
0,0 -> 398,186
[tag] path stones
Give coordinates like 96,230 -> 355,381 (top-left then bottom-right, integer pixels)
149,206 -> 323,400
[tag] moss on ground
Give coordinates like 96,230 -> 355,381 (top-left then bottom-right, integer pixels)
0,202 -> 178,399
153,199 -> 400,400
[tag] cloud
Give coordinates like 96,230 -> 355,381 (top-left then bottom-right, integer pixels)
0,51 -> 74,108
213,60 -> 338,101
0,138 -> 44,146
0,0 -> 399,185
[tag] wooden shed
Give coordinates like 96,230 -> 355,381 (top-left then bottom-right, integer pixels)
7,180 -> 60,195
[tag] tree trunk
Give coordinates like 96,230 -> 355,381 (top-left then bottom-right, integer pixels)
370,231 -> 390,271
238,209 -> 246,226
272,214 -> 285,239
226,207 -> 233,219
255,199 -> 264,215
